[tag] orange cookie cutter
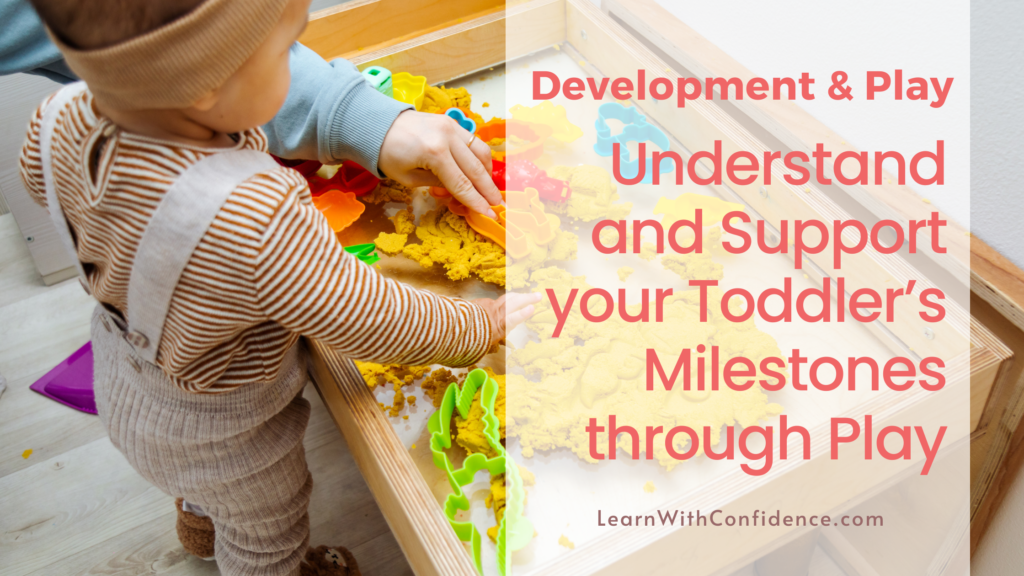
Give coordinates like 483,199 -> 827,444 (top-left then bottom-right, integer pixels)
477,117 -> 506,143
446,190 -> 507,247
312,190 -> 365,233
481,119 -> 552,162
504,188 -> 559,258
447,188 -> 559,259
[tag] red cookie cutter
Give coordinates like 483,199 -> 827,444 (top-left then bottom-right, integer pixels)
308,161 -> 380,197
497,159 -> 571,203
273,156 -> 323,178
272,156 -> 381,197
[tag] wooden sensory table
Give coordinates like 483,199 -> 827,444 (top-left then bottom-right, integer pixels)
299,1 -> 1011,575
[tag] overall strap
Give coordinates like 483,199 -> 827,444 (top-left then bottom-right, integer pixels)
39,81 -> 91,293
125,149 -> 280,364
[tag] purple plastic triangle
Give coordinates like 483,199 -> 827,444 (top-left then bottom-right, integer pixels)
29,341 -> 96,414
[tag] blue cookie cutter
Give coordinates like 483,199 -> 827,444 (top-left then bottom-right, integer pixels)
594,102 -> 675,184
361,66 -> 393,97
446,108 -> 477,134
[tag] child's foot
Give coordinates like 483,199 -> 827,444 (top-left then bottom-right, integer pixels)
300,545 -> 361,576
174,498 -> 215,560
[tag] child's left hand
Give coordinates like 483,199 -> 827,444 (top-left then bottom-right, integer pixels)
379,110 -> 504,218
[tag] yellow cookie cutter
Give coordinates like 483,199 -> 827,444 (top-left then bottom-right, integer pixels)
509,101 -> 583,143
392,72 -> 427,110
653,193 -> 745,227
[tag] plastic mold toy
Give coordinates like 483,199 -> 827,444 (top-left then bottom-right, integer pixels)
477,117 -> 506,144
427,369 -> 533,575
312,190 -> 365,233
446,188 -> 562,260
500,159 -> 571,203
504,188 -> 561,258
361,66 -> 393,97
343,243 -> 380,266
593,102 -> 674,184
509,101 -> 583,143
392,72 -> 427,110
445,107 -> 477,134
274,157 -> 322,178
489,158 -> 506,191
503,120 -> 553,162
452,204 -> 507,250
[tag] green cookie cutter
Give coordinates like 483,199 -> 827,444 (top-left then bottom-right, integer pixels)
427,368 -> 533,575
344,243 -> 380,266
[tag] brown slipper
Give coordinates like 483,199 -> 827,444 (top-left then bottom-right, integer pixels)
175,498 -> 215,560
300,544 -> 361,576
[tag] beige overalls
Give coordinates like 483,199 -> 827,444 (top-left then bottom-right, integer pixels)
42,83 -> 315,576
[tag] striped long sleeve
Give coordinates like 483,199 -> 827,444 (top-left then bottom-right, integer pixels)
19,88 -> 492,393
255,188 -> 491,367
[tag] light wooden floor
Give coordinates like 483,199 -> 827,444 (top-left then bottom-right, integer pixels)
0,212 -> 413,575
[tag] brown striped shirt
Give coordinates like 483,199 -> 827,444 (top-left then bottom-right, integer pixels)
20,89 -> 491,393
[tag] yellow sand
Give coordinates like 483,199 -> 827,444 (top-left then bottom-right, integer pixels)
485,474 -> 506,543
420,85 -> 472,113
401,207 -> 507,286
455,367 -> 506,458
507,267 -> 785,470
547,165 -> 632,222
354,361 -> 432,417
660,229 -> 724,281
653,193 -> 745,227
637,242 -> 658,262
373,232 -> 407,254
558,534 -> 575,550
362,179 -> 414,204
617,267 -> 634,282
507,225 -> 578,290
391,208 -> 416,234
420,368 -> 455,408
643,481 -> 656,493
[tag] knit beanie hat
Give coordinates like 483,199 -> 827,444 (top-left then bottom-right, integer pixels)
48,0 -> 292,110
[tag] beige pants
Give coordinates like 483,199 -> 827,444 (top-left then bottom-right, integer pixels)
91,307 -> 313,576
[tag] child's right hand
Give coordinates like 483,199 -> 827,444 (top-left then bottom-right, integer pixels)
475,292 -> 543,348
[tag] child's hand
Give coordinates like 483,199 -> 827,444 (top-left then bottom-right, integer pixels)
379,110 -> 503,218
475,292 -> 543,347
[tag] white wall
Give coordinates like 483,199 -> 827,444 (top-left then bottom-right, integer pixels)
962,1 -> 1024,573
968,0 -> 1024,272
653,0 -> 970,228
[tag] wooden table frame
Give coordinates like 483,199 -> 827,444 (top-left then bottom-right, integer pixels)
300,1 -> 1009,574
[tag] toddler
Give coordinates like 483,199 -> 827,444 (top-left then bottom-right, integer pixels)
19,0 -> 534,574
